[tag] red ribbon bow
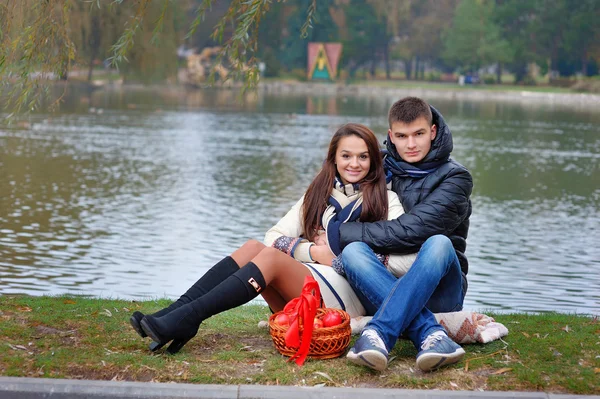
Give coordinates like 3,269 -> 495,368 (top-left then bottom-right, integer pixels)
282,275 -> 321,366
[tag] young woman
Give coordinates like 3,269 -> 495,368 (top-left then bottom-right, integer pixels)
130,123 -> 415,354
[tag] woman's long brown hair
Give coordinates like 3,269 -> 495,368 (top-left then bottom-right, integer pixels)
301,123 -> 388,240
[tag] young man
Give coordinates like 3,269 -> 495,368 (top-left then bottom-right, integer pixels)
340,97 -> 473,372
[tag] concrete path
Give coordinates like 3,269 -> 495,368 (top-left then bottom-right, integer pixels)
1,377 -> 598,399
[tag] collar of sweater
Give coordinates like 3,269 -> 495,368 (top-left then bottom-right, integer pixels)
333,176 -> 361,197
330,185 -> 362,210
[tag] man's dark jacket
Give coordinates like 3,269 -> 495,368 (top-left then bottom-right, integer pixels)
338,106 -> 473,292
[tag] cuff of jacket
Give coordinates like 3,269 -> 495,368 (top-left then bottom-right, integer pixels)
293,241 -> 314,263
339,222 -> 364,250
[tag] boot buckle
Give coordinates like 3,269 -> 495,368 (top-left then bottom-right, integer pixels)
248,278 -> 262,293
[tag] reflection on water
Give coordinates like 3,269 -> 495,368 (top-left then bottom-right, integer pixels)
1,86 -> 599,315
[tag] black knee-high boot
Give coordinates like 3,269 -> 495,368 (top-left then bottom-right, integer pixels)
129,256 -> 239,341
140,262 -> 266,354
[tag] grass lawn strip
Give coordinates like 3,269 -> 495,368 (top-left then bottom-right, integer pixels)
0,295 -> 597,394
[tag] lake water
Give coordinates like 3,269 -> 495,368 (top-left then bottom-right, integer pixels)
1,86 -> 599,315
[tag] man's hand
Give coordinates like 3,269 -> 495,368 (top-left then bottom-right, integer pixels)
310,244 -> 335,266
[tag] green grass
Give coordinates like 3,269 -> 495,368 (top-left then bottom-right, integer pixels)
0,295 -> 598,394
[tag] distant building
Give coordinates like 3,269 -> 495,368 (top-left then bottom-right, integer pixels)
307,43 -> 342,81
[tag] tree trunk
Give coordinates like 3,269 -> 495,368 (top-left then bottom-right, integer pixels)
87,14 -> 101,82
87,55 -> 94,83
383,44 -> 390,80
581,53 -> 588,76
496,63 -> 502,84
514,62 -> 527,83
370,59 -> 376,79
349,62 -> 359,79
415,56 -> 420,80
404,59 -> 412,80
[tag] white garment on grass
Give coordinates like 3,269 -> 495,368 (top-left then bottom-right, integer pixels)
350,312 -> 509,344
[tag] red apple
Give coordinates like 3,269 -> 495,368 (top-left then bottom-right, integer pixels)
313,318 -> 324,329
274,313 -> 290,326
321,311 -> 343,327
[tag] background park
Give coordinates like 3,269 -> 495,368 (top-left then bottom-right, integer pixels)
0,0 -> 599,396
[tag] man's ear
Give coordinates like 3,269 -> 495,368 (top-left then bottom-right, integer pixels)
430,124 -> 437,140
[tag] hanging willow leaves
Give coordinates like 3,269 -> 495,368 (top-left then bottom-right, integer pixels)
0,0 -> 316,117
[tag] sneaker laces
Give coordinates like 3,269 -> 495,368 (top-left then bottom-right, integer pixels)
362,329 -> 386,350
420,331 -> 446,350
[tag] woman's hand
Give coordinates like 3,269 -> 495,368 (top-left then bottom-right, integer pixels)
313,232 -> 328,247
310,244 -> 335,266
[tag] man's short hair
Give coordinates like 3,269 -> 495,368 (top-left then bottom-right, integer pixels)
388,97 -> 433,128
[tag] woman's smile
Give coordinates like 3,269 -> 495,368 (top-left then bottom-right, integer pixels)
335,135 -> 370,184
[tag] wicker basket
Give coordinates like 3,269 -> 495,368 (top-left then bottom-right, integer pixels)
268,308 -> 351,360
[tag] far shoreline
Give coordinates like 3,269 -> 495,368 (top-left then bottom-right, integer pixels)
77,77 -> 600,109
257,80 -> 600,108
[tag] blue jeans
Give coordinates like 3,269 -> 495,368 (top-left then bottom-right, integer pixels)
342,235 -> 464,351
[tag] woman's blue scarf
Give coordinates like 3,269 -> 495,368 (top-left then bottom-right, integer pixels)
326,177 -> 362,256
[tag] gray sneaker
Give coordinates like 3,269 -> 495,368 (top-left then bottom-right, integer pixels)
416,331 -> 465,371
346,329 -> 389,371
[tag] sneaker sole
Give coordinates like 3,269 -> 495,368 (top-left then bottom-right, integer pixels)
416,347 -> 466,372
347,349 -> 388,371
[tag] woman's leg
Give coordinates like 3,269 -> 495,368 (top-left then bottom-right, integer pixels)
130,240 -> 265,340
232,242 -> 288,312
250,247 -> 313,312
230,239 -> 266,265
140,247 -> 312,353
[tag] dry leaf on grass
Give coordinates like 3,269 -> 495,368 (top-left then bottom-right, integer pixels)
463,350 -> 505,371
492,368 -> 512,375
313,371 -> 333,382
8,344 -> 28,350
552,350 -> 562,357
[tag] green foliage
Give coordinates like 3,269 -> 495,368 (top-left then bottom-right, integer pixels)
561,0 -> 600,76
482,74 -> 496,85
442,0 -> 512,72
425,71 -> 442,82
2,0 -> 600,115
277,0 -> 339,71
494,0 -> 600,81
0,0 -> 76,114
341,0 -> 388,77
117,1 -> 181,83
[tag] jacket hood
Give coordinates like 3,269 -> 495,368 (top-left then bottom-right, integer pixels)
385,105 -> 453,165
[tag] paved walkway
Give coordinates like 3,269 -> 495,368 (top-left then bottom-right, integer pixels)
1,377 -> 598,399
